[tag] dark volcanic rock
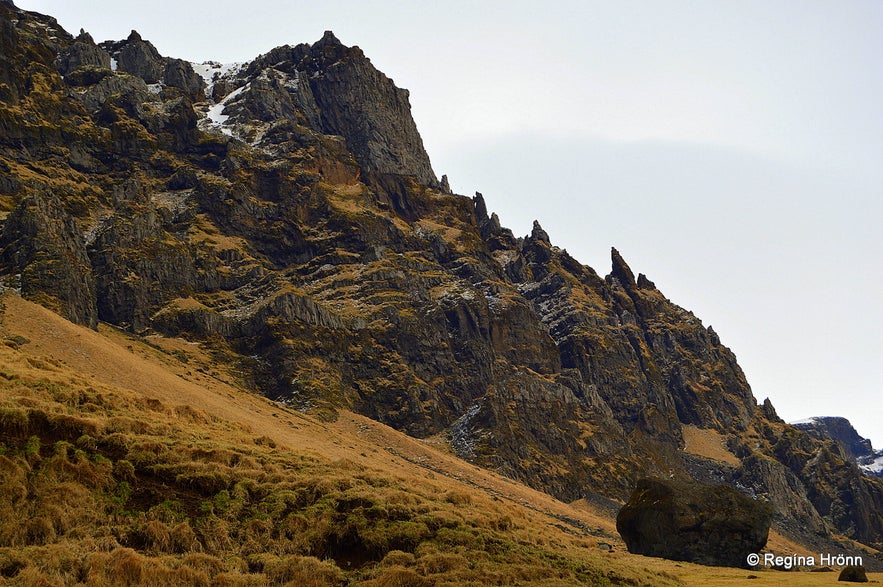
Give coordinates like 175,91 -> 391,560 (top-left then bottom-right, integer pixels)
89,197 -> 212,332
839,565 -> 868,582
0,193 -> 98,328
163,57 -> 206,101
75,72 -> 149,113
0,0 -> 67,102
116,30 -> 164,83
224,32 -> 436,187
733,454 -> 828,537
56,29 -> 111,77
616,477 -> 774,568
794,417 -> 883,481
305,31 -> 437,187
793,417 -> 875,462
230,69 -> 298,122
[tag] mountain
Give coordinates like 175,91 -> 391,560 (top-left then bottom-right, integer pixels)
0,0 -> 881,575
792,417 -> 883,479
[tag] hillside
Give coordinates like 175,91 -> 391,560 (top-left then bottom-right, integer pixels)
1,292 -> 880,585
0,0 -> 881,581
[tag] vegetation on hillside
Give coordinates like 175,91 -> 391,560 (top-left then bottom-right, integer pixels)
0,301 -> 678,586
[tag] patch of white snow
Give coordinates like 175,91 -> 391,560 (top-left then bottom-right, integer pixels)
859,455 -> 883,475
204,83 -> 248,136
283,69 -> 300,92
789,417 -> 820,426
190,61 -> 219,86
190,61 -> 246,99
110,58 -> 118,71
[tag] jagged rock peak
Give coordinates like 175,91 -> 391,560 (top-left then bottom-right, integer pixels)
610,247 -> 636,288
489,213 -> 502,231
636,272 -> 655,289
473,192 -> 489,223
57,26 -> 111,76
115,31 -> 164,83
706,324 -> 721,345
297,32 -> 438,186
531,220 -> 550,244
307,30 -> 351,65
315,30 -> 342,47
761,398 -> 781,422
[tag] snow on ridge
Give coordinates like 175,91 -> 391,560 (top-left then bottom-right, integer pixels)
190,61 -> 246,98
190,61 -> 218,86
191,60 -> 250,137
859,455 -> 883,474
204,83 -> 248,136
789,417 -> 821,426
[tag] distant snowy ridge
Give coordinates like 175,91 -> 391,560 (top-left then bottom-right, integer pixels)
791,416 -> 883,478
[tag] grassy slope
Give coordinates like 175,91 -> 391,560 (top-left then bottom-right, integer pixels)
0,292 -> 878,586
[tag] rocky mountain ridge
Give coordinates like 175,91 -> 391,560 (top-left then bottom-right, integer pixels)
0,0 -> 881,560
792,416 -> 883,479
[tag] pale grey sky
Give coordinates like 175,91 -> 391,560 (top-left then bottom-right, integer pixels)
18,0 -> 883,447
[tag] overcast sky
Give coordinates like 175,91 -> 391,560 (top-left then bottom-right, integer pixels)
18,1 -> 883,447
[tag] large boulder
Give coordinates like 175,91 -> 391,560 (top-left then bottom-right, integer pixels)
616,477 -> 774,568
839,565 -> 868,582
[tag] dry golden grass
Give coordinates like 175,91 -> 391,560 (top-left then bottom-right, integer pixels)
1,292 -> 879,586
0,293 -> 676,585
624,553 -> 883,586
325,182 -> 370,215
681,425 -> 741,466
184,213 -> 264,266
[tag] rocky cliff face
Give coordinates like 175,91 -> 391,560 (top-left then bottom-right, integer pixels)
793,417 -> 883,479
1,1 -> 881,557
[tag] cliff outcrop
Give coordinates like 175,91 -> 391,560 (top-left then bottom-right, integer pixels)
793,416 -> 883,479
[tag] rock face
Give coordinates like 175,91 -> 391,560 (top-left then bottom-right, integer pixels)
163,57 -> 206,101
203,31 -> 437,190
793,417 -> 883,478
306,31 -> 438,187
1,2 -> 882,559
56,30 -> 111,77
794,417 -> 874,461
98,31 -> 205,100
115,30 -> 164,83
616,478 -> 774,568
0,193 -> 98,327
